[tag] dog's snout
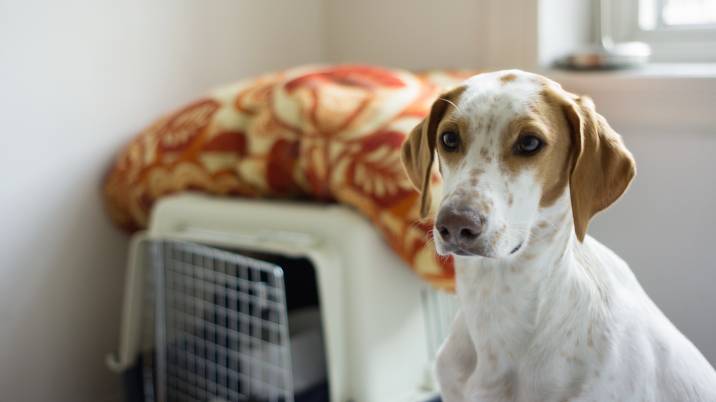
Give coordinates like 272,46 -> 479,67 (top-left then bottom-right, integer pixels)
436,209 -> 484,245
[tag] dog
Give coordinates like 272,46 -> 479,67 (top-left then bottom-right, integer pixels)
401,70 -> 716,402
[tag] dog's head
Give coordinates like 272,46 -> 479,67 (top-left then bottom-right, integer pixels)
401,70 -> 635,258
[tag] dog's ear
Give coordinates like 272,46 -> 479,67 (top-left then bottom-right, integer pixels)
401,92 -> 454,218
563,95 -> 636,242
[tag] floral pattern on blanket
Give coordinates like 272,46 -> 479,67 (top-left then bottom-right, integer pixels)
104,65 -> 476,291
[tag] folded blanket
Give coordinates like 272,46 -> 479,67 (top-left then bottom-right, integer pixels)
103,65 -> 477,291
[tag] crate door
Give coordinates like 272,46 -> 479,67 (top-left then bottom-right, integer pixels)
145,240 -> 294,402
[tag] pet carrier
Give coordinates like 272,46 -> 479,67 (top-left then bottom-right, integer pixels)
107,193 -> 458,402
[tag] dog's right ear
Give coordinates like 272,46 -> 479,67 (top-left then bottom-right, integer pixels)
563,95 -> 636,242
401,91 -> 455,218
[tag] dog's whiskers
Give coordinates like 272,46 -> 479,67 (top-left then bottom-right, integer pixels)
438,97 -> 462,113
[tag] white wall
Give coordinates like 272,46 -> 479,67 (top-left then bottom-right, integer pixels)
324,0 -> 487,70
0,1 -> 323,401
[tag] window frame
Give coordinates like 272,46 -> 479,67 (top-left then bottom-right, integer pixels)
610,0 -> 716,62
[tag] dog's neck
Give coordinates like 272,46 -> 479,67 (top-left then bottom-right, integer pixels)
454,193 -> 576,293
452,192 -> 607,367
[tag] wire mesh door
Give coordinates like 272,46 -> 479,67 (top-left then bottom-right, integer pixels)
144,240 -> 294,402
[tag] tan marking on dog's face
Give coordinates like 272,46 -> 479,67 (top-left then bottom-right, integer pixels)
479,198 -> 493,214
433,86 -> 469,166
490,226 -> 504,248
499,89 -> 573,208
479,147 -> 491,160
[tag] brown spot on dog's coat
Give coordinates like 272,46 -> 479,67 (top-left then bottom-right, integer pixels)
471,168 -> 485,177
522,253 -> 536,260
487,348 -> 498,368
500,73 -> 517,84
479,199 -> 493,214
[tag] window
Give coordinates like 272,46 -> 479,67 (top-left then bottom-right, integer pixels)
611,0 -> 716,62
642,0 -> 716,27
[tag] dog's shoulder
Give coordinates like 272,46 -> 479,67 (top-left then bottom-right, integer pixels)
581,236 -> 716,400
577,236 -> 641,292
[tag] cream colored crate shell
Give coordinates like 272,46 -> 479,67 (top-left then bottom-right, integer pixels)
108,193 -> 456,402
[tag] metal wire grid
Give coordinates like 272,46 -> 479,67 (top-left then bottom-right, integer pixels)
144,240 -> 294,402
421,288 -> 459,360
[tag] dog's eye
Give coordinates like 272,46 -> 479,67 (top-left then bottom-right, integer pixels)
440,131 -> 461,152
514,134 -> 543,155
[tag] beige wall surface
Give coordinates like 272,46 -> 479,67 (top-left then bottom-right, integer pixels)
324,0 -> 488,70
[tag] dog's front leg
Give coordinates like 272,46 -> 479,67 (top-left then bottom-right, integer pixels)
435,310 -> 478,402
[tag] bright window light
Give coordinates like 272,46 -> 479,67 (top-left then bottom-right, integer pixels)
642,0 -> 716,28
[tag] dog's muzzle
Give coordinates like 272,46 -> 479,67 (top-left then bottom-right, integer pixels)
435,207 -> 485,256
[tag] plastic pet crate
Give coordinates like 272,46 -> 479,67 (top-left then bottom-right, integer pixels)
107,194 -> 458,402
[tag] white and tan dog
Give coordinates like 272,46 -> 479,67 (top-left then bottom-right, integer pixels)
401,70 -> 716,402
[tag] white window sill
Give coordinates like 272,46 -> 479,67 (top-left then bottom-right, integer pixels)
541,64 -> 716,134
545,63 -> 716,79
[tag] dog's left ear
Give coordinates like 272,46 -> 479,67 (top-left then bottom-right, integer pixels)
563,95 -> 636,242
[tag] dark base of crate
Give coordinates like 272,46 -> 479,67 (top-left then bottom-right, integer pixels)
120,356 -> 330,402
119,356 -> 146,402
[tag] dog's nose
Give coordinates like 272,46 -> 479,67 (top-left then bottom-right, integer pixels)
436,208 -> 483,245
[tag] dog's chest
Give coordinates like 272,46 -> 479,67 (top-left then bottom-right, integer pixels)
456,263 -> 539,367
454,260 -> 593,400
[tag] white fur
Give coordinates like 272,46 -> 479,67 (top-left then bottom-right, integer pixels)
434,70 -> 716,402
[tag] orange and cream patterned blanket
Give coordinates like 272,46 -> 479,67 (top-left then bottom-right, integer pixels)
103,65 -> 476,291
